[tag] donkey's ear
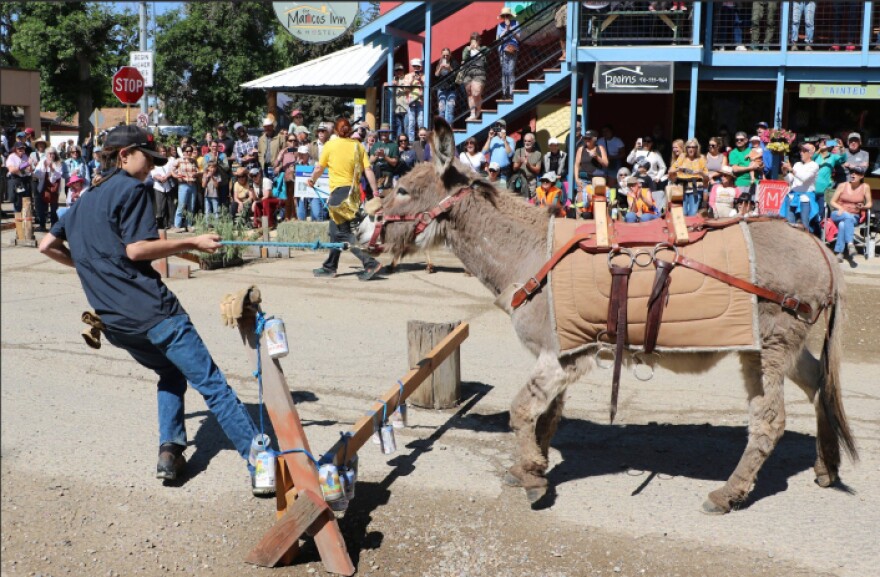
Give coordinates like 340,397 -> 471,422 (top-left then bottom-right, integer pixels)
430,117 -> 456,170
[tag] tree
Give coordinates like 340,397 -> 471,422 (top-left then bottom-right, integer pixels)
153,2 -> 278,137
6,2 -> 136,141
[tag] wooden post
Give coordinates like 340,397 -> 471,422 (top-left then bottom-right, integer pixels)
407,320 -> 461,409
260,215 -> 270,258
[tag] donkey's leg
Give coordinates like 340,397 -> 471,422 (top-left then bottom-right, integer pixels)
537,393 -> 566,461
507,352 -> 572,503
704,349 -> 787,514
424,249 -> 435,274
787,348 -> 840,487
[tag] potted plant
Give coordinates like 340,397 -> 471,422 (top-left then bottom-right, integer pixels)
189,208 -> 252,270
766,128 -> 797,180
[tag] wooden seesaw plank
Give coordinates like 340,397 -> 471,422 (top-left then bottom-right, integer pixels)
326,322 -> 470,467
237,312 -> 354,576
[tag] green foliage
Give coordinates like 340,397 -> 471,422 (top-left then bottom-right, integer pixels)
4,2 -> 136,133
154,2 -> 278,136
275,220 -> 330,247
189,207 -> 254,261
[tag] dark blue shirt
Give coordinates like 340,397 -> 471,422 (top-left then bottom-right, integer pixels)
50,170 -> 183,333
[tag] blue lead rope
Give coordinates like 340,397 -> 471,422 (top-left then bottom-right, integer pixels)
220,240 -> 348,250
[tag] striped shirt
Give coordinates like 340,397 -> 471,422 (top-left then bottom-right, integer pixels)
233,136 -> 259,164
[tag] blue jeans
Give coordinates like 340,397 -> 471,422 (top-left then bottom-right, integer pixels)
297,197 -> 324,221
625,212 -> 659,223
721,5 -> 744,46
831,210 -> 858,253
406,103 -> 423,142
786,200 -> 812,229
437,89 -> 457,124
393,112 -> 407,140
204,197 -> 219,219
175,183 -> 196,228
103,314 -> 258,469
683,191 -> 701,216
790,1 -> 815,45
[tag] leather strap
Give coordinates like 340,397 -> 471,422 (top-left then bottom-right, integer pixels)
608,265 -> 631,424
510,230 -> 593,309
644,259 -> 674,353
674,254 -> 815,319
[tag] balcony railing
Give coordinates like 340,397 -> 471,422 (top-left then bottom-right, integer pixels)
579,2 -> 694,46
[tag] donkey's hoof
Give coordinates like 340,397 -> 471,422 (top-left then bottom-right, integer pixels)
526,486 -> 547,504
426,264 -> 436,274
502,472 -> 523,488
700,499 -> 730,515
814,472 -> 838,488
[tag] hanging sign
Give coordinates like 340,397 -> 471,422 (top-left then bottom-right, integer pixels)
130,51 -> 154,88
294,166 -> 329,198
595,62 -> 673,93
273,2 -> 359,44
799,83 -> 880,100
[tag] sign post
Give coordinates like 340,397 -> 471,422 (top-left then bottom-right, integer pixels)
113,67 -> 146,125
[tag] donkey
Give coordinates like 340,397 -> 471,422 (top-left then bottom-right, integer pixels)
358,118 -> 857,514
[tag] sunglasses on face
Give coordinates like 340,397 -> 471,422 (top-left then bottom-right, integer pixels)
287,139 -> 296,142
709,143 -> 718,148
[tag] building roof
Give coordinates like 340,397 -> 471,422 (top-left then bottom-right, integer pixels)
241,43 -> 388,97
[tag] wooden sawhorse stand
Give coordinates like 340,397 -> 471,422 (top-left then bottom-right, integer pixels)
236,307 -> 468,575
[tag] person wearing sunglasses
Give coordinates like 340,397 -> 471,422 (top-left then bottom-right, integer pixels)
780,143 -> 819,231
828,165 -> 871,262
705,137 -> 729,185
669,139 -> 708,216
272,135 -> 300,221
727,131 -> 763,203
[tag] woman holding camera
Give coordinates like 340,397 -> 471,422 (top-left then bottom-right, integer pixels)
573,130 -> 608,213
461,32 -> 489,121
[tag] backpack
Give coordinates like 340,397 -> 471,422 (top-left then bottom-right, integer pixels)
272,173 -> 287,200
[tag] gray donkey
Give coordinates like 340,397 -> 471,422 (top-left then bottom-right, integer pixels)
359,118 -> 857,514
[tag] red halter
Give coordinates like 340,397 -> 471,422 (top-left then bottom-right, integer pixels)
367,185 -> 472,254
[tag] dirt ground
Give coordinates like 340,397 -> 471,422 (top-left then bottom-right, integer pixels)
2,233 -> 878,577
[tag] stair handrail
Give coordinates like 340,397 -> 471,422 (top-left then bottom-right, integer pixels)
427,2 -> 562,127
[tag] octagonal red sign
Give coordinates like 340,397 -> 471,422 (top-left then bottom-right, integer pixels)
112,66 -> 145,105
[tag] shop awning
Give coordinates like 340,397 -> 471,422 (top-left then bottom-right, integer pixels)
241,42 -> 387,97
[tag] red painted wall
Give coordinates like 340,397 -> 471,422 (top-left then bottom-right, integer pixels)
380,2 -> 506,68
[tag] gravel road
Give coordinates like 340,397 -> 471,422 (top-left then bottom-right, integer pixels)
2,233 -> 878,577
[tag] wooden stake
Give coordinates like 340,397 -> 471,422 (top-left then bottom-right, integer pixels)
407,321 -> 461,409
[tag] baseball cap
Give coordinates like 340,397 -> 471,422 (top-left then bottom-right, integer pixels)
24,127 -> 34,135
410,58 -> 422,67
291,109 -> 303,118
584,129 -> 598,139
233,122 -> 245,131
720,165 -> 734,176
495,118 -> 507,127
13,141 -> 26,149
317,123 -> 329,132
249,167 -> 261,176
103,125 -> 167,166
15,131 -> 25,138
749,135 -> 761,143
294,126 -> 310,135
547,137 -> 559,145
262,117 -> 274,126
848,132 -> 861,142
297,145 -> 309,154
488,162 -> 500,172
625,176 -> 640,185
638,160 -> 651,169
394,63 -> 404,71
216,123 -> 228,130
850,165 -> 866,175
67,174 -> 85,185
756,121 -> 769,129
540,172 -> 556,182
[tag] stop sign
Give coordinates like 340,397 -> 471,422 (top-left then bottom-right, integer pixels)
112,66 -> 145,105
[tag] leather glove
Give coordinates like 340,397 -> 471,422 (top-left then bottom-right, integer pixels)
81,311 -> 105,349
220,285 -> 262,328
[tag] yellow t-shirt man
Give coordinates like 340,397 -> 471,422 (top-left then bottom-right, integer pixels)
318,137 -> 371,191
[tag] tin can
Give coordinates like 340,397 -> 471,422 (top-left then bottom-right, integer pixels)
380,424 -> 397,454
264,317 -> 289,359
341,465 -> 357,500
253,450 -> 276,491
248,433 -> 272,466
318,463 -> 343,502
390,403 -> 408,429
328,495 -> 349,512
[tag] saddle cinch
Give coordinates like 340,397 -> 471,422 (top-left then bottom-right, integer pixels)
510,182 -> 826,421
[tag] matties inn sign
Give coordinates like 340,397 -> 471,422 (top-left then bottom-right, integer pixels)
273,2 -> 359,43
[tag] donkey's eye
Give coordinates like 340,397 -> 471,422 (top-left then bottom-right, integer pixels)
396,187 -> 409,197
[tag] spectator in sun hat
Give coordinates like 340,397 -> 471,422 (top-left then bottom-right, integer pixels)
287,109 -> 306,134
39,123 -> 266,494
496,6 -> 521,100
403,58 -> 425,141
293,125 -> 311,147
257,116 -> 282,178
486,161 -> 505,186
531,171 -> 565,216
542,137 -> 567,187
309,122 -> 331,163
843,131 -> 869,179
369,122 -> 399,192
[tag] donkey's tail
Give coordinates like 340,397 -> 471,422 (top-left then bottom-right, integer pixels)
819,276 -> 858,462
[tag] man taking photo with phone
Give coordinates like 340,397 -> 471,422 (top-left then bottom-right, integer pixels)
482,119 -> 515,181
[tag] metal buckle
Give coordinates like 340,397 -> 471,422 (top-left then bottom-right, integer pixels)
607,246 -> 635,269
522,277 -> 540,296
633,250 -> 654,268
593,330 -> 615,370
781,294 -> 801,312
651,242 -> 679,263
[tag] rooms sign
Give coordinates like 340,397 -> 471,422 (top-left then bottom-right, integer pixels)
595,62 -> 674,94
